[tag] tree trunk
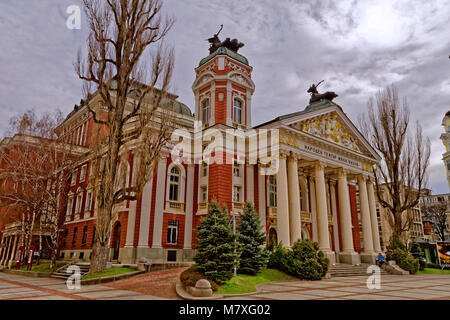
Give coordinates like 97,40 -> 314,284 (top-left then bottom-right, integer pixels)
90,240 -> 109,273
50,248 -> 57,271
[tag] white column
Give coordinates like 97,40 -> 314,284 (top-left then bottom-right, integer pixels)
151,157 -> 168,248
1,236 -> 10,265
367,179 -> 381,253
125,155 -> 140,247
337,169 -> 355,253
137,176 -> 153,248
0,236 -> 5,262
276,154 -> 290,247
246,164 -> 254,204
183,164 -> 195,249
299,174 -> 309,213
287,155 -> 302,245
314,161 -> 331,253
358,175 -> 374,254
309,177 -> 318,242
10,235 -> 18,263
258,164 -> 267,234
330,181 -> 340,253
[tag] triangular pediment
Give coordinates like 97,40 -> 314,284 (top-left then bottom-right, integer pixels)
285,108 -> 379,161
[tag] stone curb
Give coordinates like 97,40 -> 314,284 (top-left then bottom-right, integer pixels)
1,269 -> 52,278
175,277 -> 306,300
81,270 -> 144,285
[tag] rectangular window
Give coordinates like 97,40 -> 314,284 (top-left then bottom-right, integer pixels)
72,227 -> 78,246
201,99 -> 209,123
167,220 -> 178,245
92,226 -> 96,245
233,98 -> 242,124
200,186 -> 207,203
233,161 -> 240,177
85,191 -> 92,212
202,162 -> 208,177
71,172 -> 77,186
66,198 -> 73,216
268,176 -> 277,207
81,226 -> 88,245
75,193 -> 83,214
233,185 -> 241,202
63,229 -> 68,247
80,165 -> 87,182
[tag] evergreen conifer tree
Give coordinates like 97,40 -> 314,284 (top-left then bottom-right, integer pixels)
193,200 -> 238,283
237,202 -> 269,274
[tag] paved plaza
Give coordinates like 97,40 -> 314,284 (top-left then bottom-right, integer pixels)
1,272 -> 450,300
0,272 -> 164,300
222,274 -> 450,300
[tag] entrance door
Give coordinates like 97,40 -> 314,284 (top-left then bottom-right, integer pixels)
113,222 -> 121,260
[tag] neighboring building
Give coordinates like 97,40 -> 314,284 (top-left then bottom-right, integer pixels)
419,189 -> 450,241
0,134 -> 85,267
0,39 -> 384,266
376,184 -> 425,248
441,111 -> 450,191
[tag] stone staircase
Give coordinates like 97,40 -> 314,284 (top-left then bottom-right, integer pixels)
51,263 -> 90,280
329,263 -> 389,278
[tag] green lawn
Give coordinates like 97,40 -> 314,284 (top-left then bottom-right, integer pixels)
82,267 -> 137,280
217,269 -> 297,295
19,262 -> 64,273
417,267 -> 450,275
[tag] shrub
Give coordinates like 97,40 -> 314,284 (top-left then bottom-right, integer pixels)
426,263 -> 442,269
390,248 -> 420,274
267,239 -> 329,280
409,241 -> 426,270
282,240 -> 329,280
386,234 -> 407,260
385,235 -> 419,274
266,239 -> 287,269
237,203 -> 270,275
180,267 -> 218,291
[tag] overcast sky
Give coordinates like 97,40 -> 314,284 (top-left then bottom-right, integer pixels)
0,0 -> 448,194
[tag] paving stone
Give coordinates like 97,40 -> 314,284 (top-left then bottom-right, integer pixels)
296,289 -> 356,298
253,292 -> 322,300
74,289 -> 142,299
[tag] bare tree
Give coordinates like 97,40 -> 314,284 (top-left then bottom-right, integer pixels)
421,201 -> 449,241
75,0 -> 175,273
359,85 -> 431,238
0,110 -> 78,269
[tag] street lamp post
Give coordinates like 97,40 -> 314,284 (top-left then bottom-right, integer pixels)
231,211 -> 239,285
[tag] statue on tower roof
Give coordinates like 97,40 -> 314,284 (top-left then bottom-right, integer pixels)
307,80 -> 338,104
207,25 -> 245,54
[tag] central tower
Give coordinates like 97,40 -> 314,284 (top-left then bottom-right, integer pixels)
192,41 -> 255,130
191,32 -> 255,212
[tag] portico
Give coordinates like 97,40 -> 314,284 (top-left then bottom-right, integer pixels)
256,99 -> 382,265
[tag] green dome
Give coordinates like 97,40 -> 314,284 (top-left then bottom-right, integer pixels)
159,98 -> 193,117
198,46 -> 249,67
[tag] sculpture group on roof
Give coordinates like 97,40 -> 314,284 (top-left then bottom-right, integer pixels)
307,80 -> 338,104
207,25 -> 245,54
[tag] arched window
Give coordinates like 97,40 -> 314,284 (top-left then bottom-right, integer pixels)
201,99 -> 209,123
169,166 -> 181,201
233,98 -> 243,124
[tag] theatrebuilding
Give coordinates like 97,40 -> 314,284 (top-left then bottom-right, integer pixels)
0,36 -> 383,267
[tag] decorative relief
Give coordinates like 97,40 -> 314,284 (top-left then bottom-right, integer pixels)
227,61 -> 250,76
300,113 -> 360,152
